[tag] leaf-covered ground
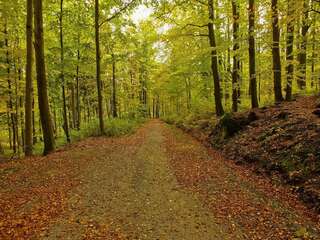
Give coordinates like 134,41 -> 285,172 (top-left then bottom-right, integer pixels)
1,120 -> 319,239
208,96 -> 320,212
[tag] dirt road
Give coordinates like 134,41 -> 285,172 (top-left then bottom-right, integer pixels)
1,121 -> 319,239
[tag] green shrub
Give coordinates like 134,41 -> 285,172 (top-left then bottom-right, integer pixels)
31,118 -> 145,156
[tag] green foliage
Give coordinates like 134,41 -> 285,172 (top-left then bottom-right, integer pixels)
1,0 -> 320,155
32,118 -> 145,155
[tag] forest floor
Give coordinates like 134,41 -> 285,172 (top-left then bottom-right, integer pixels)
1,120 -> 320,239
168,96 -> 320,213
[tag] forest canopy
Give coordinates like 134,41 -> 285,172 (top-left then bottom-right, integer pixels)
0,0 -> 319,155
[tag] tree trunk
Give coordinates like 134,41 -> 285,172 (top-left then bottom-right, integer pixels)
59,0 -> 70,143
185,78 -> 191,110
248,0 -> 259,108
76,40 -> 81,130
95,0 -> 104,134
112,53 -> 118,118
272,0 -> 284,102
25,0 -> 33,156
207,0 -> 224,116
4,22 -> 17,154
7,107 -> 12,150
34,0 -> 56,155
285,0 -> 295,101
70,83 -> 77,128
297,0 -> 310,90
232,0 -> 240,112
14,61 -> 21,155
311,14 -> 316,89
32,97 -> 37,144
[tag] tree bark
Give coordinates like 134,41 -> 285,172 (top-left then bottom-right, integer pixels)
25,0 -> 33,156
4,22 -> 17,153
111,53 -> 118,118
70,84 -> 77,128
95,0 -> 105,133
297,0 -> 310,90
248,0 -> 259,108
311,13 -> 316,89
232,0 -> 240,112
34,0 -> 56,155
272,0 -> 284,102
32,97 -> 37,144
207,0 -> 224,116
76,38 -> 81,130
59,0 -> 70,143
7,106 -> 12,150
285,0 -> 295,100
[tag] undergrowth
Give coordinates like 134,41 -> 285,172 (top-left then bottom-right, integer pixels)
2,118 -> 145,157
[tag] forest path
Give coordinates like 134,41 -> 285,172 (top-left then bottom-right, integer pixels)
45,120 -> 235,239
1,120 -> 320,239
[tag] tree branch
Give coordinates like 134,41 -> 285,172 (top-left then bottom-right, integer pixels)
99,0 -> 136,28
311,8 -> 320,14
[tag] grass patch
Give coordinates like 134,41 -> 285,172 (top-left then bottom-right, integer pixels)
3,118 -> 145,157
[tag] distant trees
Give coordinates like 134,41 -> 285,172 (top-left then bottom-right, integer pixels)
0,0 -> 319,156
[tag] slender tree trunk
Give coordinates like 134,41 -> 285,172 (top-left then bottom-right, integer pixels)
14,61 -> 21,155
297,0 -> 310,90
311,14 -> 316,89
232,0 -> 240,112
59,0 -> 70,143
70,84 -> 77,128
32,97 -> 37,144
25,0 -> 33,156
285,0 -> 295,101
156,95 -> 160,118
76,39 -> 81,130
112,53 -> 118,118
95,0 -> 104,133
185,78 -> 191,110
7,106 -> 12,149
4,22 -> 17,153
20,95 -> 25,149
248,0 -> 259,108
207,0 -> 224,116
34,0 -> 56,155
272,0 -> 284,102
53,103 -> 57,136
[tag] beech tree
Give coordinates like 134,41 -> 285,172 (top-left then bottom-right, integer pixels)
207,0 -> 224,116
271,0 -> 284,102
59,0 -> 70,142
24,0 -> 33,156
0,0 -> 319,156
231,0 -> 240,112
285,0 -> 295,101
34,0 -> 56,155
248,0 -> 259,108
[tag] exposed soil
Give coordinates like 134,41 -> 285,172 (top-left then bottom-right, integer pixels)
1,120 -> 319,239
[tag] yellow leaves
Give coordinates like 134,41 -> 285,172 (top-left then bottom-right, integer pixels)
294,227 -> 311,240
